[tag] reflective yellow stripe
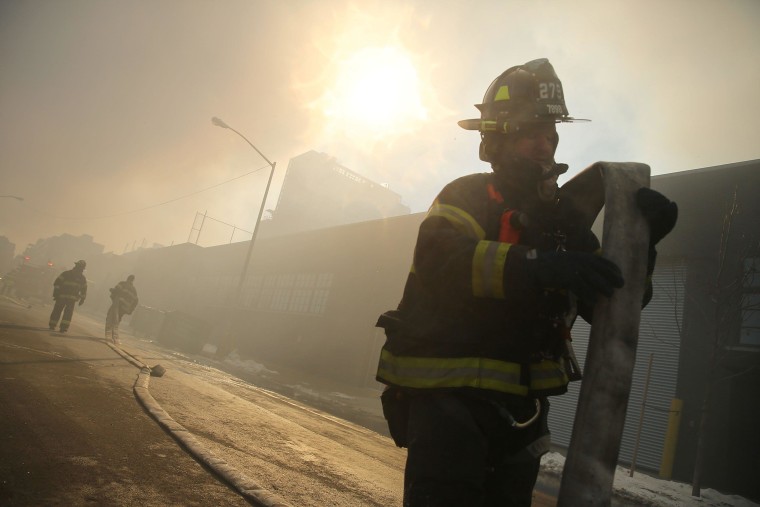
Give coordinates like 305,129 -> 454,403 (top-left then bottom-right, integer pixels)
480,120 -> 497,132
427,203 -> 485,240
472,240 -> 510,298
529,360 -> 569,391
377,349 -> 569,396
378,349 -> 527,395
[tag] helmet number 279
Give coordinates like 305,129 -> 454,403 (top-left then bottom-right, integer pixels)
539,82 -> 563,100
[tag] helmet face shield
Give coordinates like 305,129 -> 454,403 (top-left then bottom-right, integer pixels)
458,58 -> 584,134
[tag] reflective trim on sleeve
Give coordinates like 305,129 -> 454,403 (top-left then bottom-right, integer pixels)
472,240 -> 511,298
427,203 -> 485,240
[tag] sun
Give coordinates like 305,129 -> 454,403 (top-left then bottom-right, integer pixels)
320,46 -> 428,140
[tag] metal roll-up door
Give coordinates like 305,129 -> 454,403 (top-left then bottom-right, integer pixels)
548,260 -> 686,473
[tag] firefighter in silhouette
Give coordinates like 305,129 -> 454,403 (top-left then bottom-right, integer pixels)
375,58 -> 678,506
49,260 -> 88,333
105,275 -> 139,344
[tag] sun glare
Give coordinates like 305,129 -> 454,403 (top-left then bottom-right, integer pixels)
322,46 -> 427,138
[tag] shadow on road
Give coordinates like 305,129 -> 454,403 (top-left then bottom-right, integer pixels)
0,323 -> 52,332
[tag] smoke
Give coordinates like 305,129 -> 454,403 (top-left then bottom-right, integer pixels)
1,0 -> 758,254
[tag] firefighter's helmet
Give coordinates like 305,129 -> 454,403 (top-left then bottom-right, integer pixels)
74,260 -> 86,269
458,58 -> 584,135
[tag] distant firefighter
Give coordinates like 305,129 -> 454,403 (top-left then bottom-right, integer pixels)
49,260 -> 88,333
105,275 -> 138,344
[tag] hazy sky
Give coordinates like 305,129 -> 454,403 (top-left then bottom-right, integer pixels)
1,0 -> 758,254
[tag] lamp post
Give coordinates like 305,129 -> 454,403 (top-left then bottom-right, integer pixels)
212,116 -> 277,304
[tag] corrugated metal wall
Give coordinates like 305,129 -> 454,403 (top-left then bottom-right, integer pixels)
548,260 -> 687,472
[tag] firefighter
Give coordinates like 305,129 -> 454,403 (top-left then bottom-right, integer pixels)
49,260 -> 88,333
105,275 -> 139,344
375,58 -> 677,506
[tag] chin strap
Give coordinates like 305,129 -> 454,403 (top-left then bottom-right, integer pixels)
542,162 -> 569,180
494,157 -> 568,200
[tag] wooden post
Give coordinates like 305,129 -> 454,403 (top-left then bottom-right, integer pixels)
557,162 -> 651,506
629,353 -> 654,477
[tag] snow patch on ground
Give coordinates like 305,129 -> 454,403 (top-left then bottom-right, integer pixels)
223,350 -> 277,375
541,452 -> 759,506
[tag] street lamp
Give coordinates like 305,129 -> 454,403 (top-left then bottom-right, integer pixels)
212,116 -> 277,304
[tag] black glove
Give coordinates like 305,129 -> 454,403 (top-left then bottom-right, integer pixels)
636,187 -> 678,246
525,250 -> 625,305
79,298 -> 85,306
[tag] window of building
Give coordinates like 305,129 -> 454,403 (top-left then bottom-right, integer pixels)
257,275 -> 276,311
288,273 -> 315,313
243,275 -> 263,308
309,273 -> 334,314
271,274 -> 294,311
241,271 -> 333,314
740,257 -> 760,346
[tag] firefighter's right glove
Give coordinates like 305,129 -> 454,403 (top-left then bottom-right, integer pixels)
525,250 -> 625,306
79,298 -> 85,306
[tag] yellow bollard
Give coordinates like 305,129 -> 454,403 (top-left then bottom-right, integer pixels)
659,398 -> 683,479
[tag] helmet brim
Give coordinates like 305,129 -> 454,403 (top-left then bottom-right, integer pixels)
457,117 -> 589,131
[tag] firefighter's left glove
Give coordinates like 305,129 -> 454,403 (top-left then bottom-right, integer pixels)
79,298 -> 85,306
636,187 -> 678,277
526,250 -> 625,306
636,187 -> 678,247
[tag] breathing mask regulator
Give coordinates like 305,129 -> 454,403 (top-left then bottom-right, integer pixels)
458,58 -> 587,198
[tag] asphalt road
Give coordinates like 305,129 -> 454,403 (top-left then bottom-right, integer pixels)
0,297 -> 559,506
0,298 -> 252,506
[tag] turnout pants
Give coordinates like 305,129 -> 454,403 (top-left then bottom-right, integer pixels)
49,299 -> 76,331
105,302 -> 124,342
403,391 -> 549,507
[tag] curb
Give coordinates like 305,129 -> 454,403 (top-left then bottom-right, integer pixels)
108,341 -> 292,507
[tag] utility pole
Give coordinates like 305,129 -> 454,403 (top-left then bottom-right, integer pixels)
195,210 -> 207,245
